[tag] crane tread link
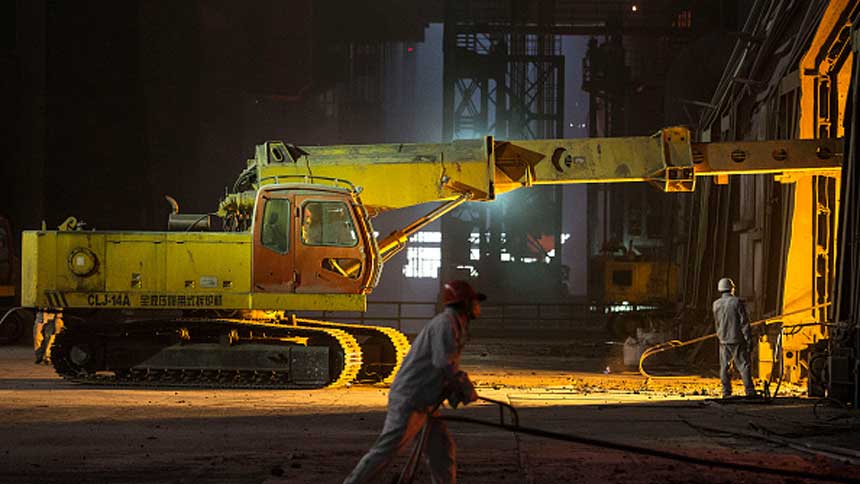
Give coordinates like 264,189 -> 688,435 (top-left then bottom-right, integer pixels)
49,318 -> 366,389
293,317 -> 411,384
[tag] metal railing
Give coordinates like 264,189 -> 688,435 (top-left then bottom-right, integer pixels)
298,300 -> 598,335
300,301 -> 436,335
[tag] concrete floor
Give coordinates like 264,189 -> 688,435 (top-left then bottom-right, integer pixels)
0,339 -> 858,483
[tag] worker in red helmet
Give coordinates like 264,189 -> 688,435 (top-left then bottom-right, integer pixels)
344,280 -> 485,484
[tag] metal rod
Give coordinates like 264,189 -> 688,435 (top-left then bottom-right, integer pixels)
377,193 -> 473,263
639,302 -> 832,379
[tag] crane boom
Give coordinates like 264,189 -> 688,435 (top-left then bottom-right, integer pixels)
239,127 -> 841,214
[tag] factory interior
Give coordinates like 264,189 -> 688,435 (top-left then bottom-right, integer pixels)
1,0 -> 859,482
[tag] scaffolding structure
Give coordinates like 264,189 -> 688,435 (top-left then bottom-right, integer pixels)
442,0 -> 565,141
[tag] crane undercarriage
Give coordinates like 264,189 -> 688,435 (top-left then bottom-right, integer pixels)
48,313 -> 409,389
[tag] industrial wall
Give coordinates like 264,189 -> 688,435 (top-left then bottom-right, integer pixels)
690,0 -> 857,386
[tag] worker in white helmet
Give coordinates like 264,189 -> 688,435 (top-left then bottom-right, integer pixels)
712,277 -> 756,398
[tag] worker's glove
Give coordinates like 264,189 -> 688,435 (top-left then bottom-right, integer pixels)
446,371 -> 478,409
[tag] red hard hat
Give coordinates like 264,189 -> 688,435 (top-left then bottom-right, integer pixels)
442,280 -> 487,305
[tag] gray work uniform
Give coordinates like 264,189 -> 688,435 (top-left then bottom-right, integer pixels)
344,307 -> 467,484
712,293 -> 755,397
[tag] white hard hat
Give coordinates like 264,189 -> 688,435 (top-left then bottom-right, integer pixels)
718,277 -> 735,292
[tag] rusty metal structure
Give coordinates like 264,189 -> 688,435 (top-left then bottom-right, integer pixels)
689,0 -> 858,399
835,22 -> 859,408
440,0 -> 565,300
438,0 -> 714,301
576,1 -> 739,329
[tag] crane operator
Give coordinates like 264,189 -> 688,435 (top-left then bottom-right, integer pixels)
713,277 -> 756,399
343,280 -> 484,484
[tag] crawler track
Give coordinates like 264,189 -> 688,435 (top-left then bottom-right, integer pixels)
295,317 -> 411,384
49,316 -> 411,389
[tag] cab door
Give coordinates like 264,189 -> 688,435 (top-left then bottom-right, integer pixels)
294,194 -> 367,294
252,191 -> 296,292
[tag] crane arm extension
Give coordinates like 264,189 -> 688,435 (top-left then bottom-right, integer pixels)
250,128 -> 841,214
493,130 -> 841,191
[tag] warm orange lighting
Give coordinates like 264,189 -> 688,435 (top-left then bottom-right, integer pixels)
631,5 -> 638,12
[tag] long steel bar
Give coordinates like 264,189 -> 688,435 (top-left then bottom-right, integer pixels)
639,303 -> 832,379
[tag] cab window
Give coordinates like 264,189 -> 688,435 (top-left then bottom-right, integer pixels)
261,198 -> 290,253
301,201 -> 358,247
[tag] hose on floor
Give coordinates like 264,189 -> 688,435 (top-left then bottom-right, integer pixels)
439,414 -> 855,482
639,302 -> 831,381
435,397 -> 855,483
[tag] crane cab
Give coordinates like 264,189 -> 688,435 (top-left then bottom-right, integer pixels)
251,183 -> 380,296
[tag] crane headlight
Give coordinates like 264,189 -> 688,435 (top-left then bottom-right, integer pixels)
67,247 -> 99,277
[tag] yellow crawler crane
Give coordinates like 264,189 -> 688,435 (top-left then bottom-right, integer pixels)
21,127 -> 841,388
